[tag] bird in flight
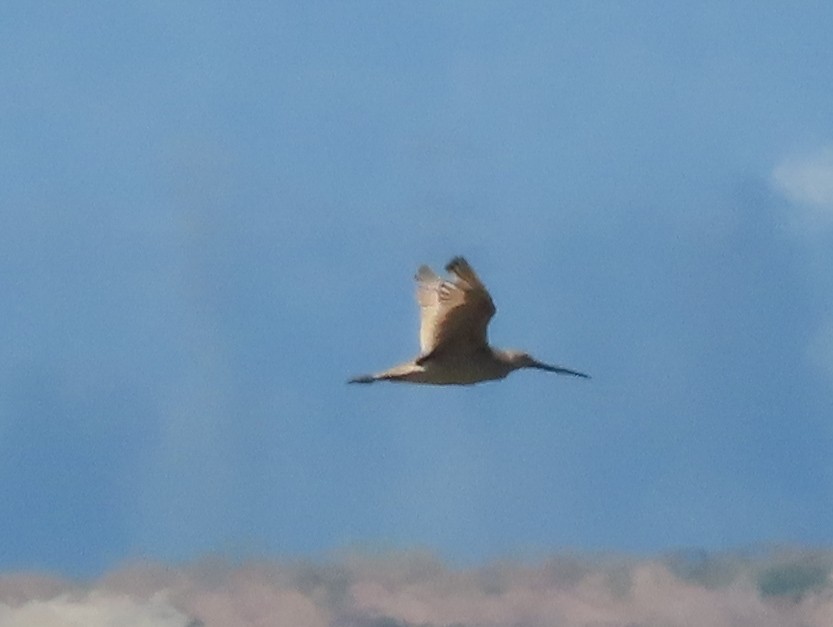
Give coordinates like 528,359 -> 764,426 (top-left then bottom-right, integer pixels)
349,256 -> 589,385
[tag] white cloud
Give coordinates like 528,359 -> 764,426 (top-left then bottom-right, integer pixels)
0,593 -> 193,627
772,147 -> 833,232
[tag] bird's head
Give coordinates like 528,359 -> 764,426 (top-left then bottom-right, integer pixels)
498,349 -> 590,378
500,349 -> 539,370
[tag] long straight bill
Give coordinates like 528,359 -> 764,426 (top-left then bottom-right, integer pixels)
532,361 -> 590,379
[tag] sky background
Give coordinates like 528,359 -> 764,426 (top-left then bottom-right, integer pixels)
2,1 -> 833,585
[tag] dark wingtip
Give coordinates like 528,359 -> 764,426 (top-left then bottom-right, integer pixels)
444,256 -> 467,273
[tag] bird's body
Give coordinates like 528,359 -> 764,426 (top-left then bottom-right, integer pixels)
349,257 -> 589,385
351,346 -> 513,385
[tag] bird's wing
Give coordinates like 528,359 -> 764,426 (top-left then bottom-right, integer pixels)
415,256 -> 496,360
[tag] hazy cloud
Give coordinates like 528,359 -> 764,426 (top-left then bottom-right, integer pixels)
1,550 -> 831,627
772,146 -> 833,389
772,147 -> 833,232
808,319 -> 833,388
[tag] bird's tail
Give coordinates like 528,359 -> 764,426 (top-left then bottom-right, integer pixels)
347,374 -> 378,384
347,362 -> 421,384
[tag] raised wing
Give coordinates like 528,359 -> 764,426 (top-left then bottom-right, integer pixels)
415,256 -> 496,361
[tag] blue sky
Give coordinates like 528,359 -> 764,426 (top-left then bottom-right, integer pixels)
2,2 -> 832,578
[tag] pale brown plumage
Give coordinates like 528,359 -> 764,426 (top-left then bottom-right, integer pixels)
415,257 -> 495,362
349,256 -> 589,385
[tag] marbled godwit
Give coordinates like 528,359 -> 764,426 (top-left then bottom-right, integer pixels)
349,257 -> 589,385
